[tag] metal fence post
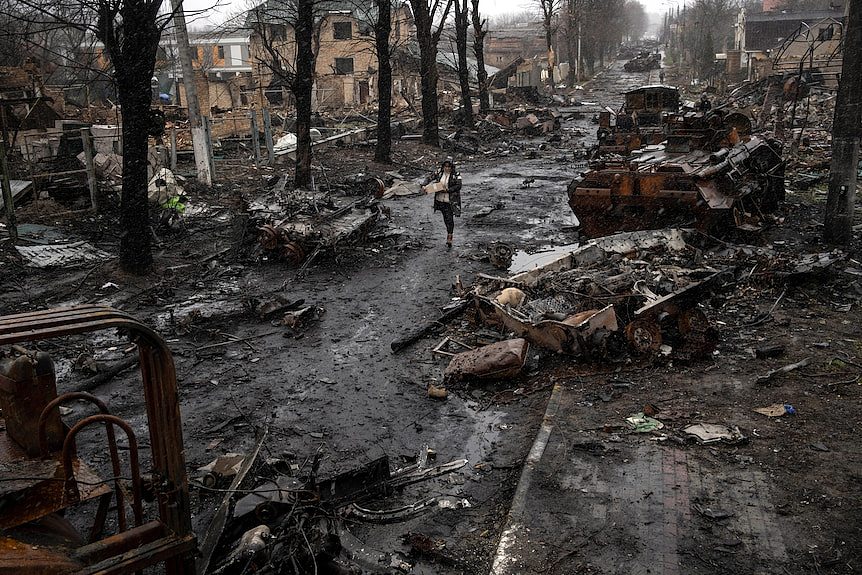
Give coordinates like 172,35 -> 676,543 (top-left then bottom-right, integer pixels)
202,116 -> 215,181
170,126 -> 177,171
250,109 -> 261,169
80,127 -> 98,212
263,109 -> 274,166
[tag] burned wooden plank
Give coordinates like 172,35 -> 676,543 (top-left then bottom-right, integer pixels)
390,299 -> 471,353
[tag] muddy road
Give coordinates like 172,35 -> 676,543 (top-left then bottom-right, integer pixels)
6,56 -> 858,575
0,61 -> 652,574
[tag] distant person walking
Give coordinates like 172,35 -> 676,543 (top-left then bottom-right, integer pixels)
424,158 -> 462,250
699,93 -> 712,112
659,69 -> 665,84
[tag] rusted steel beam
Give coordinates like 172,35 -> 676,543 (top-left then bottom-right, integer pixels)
72,521 -> 165,566
76,534 -> 196,575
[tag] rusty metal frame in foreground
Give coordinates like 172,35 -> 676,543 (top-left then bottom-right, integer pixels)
0,305 -> 196,574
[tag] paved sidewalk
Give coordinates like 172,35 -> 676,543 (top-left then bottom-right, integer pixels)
490,382 -> 791,575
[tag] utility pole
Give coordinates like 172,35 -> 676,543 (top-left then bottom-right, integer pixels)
170,0 -> 213,186
823,0 -> 861,244
577,19 -> 581,83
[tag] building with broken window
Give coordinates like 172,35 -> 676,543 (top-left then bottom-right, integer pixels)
247,0 -> 417,110
734,4 -> 846,84
157,31 -> 255,111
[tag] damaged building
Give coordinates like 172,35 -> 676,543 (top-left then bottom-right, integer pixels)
247,0 -> 418,109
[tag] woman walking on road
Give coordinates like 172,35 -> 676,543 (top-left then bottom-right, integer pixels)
424,158 -> 462,250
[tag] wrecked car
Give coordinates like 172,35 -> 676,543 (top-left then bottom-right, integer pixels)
253,185 -> 385,266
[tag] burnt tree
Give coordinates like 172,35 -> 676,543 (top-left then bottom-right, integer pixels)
470,0 -> 489,115
100,2 -> 163,272
293,0 -> 314,188
251,0 -> 320,189
453,0 -> 472,128
409,0 -> 454,146
537,0 -> 559,92
824,1 -> 861,244
374,0 -> 392,163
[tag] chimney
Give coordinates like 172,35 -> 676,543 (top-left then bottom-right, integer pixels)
762,0 -> 782,11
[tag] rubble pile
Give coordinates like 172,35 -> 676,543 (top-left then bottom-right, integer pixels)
425,230 -> 849,392
250,177 -> 386,266
198,445 -> 468,574
724,75 -> 842,195
471,229 -> 721,361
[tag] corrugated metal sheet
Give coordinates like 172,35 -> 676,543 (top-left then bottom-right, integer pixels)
15,241 -> 111,268
0,180 -> 34,211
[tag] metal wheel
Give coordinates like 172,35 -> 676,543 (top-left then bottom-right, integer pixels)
678,307 -> 709,336
258,224 -> 279,250
625,319 -> 662,354
281,241 -> 306,266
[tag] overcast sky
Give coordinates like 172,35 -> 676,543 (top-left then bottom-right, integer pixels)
183,0 -> 684,29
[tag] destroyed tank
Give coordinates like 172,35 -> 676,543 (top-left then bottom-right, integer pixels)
596,85 -> 681,156
569,134 -> 785,238
623,52 -> 661,72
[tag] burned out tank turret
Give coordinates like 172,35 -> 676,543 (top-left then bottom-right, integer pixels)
569,136 -> 785,238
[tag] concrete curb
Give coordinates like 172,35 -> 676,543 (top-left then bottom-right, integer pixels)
489,382 -> 564,575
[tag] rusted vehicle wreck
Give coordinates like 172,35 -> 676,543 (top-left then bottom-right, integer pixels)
0,307 -> 196,574
596,85 -> 681,156
473,229 -> 721,361
570,134 -> 785,238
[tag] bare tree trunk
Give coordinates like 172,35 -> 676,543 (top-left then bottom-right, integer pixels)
117,88 -> 152,273
412,1 -> 439,145
454,0 -> 473,128
99,0 -> 163,273
470,0 -> 489,115
824,1 -> 861,244
409,0 -> 453,146
293,0 -> 314,188
170,0 -> 212,186
375,0 -> 392,163
538,0 -> 557,93
564,0 -> 577,86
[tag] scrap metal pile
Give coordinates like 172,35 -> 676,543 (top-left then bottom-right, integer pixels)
420,231 -> 845,391
623,51 -> 661,72
199,442 -> 467,574
252,175 -> 386,266
574,84 -> 786,238
472,229 -> 723,362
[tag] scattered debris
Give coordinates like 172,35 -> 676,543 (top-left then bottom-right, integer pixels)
694,503 -> 735,521
625,412 -> 664,433
755,357 -> 811,384
753,403 -> 796,417
755,343 -> 786,359
197,453 -> 247,488
15,241 -> 112,268
444,338 -> 529,383
391,299 -> 471,353
683,423 -> 747,445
